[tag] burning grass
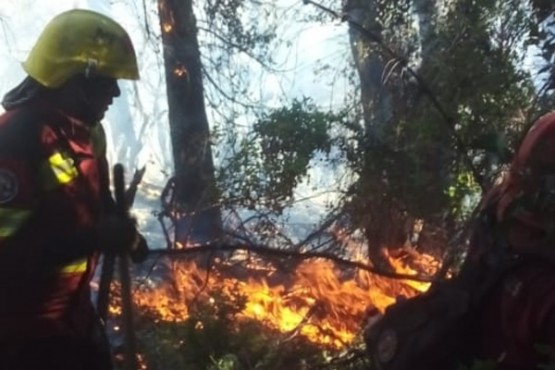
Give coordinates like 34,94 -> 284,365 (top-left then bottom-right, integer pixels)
106,249 -> 437,369
132,255 -> 430,347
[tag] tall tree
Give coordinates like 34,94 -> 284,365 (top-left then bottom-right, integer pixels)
342,0 -> 416,269
157,0 -> 222,243
337,0 -> 537,267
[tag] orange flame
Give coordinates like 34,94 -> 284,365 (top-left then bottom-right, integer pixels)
132,251 -> 435,348
173,65 -> 187,77
159,0 -> 176,34
162,22 -> 173,33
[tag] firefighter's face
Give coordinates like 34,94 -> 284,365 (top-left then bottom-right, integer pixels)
58,74 -> 121,123
79,75 -> 121,122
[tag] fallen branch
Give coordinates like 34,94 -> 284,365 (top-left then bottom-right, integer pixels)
147,244 -> 437,283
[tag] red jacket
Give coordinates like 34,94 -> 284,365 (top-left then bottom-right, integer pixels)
0,104 -> 112,341
475,262 -> 555,369
468,111 -> 555,368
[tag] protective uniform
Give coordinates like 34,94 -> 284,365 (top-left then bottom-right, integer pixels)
0,104 -> 114,369
0,9 -> 139,370
468,111 -> 555,368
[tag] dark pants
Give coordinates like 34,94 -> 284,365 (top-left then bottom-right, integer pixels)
0,319 -> 113,370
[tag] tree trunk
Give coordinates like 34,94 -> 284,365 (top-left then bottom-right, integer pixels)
346,1 -> 393,145
157,0 -> 222,244
345,0 -> 398,269
413,0 -> 438,64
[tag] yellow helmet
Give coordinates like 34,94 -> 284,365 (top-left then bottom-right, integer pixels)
23,9 -> 139,88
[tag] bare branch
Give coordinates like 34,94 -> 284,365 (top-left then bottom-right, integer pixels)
148,243 -> 437,283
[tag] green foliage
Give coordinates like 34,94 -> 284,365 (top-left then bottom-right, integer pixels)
254,98 -> 333,197
420,0 -> 534,171
417,0 -> 537,220
447,171 -> 482,221
217,98 -> 342,214
340,0 -> 540,253
199,0 -> 549,264
211,0 -> 544,259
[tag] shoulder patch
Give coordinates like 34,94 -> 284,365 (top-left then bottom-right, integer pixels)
0,169 -> 18,204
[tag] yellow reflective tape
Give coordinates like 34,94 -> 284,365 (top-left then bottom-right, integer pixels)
48,152 -> 78,184
0,208 -> 32,237
59,258 -> 88,274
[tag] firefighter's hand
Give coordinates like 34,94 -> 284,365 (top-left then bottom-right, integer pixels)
97,215 -> 140,256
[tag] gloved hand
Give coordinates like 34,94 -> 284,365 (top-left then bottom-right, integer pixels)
96,214 -> 140,256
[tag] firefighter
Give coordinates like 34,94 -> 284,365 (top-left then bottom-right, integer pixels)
467,111 -> 555,368
0,9 -> 146,370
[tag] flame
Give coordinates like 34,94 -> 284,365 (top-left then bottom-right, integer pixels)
162,22 -> 173,33
159,0 -> 176,34
131,251 -> 436,349
385,251 -> 431,292
173,65 -> 187,77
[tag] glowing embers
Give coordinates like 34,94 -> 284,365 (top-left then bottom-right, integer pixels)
173,64 -> 187,77
162,22 -> 173,33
